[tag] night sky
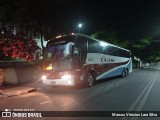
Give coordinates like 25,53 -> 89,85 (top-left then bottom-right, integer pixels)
46,0 -> 160,40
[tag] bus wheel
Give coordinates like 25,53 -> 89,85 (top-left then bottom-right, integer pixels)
86,73 -> 95,87
125,68 -> 129,76
121,69 -> 126,77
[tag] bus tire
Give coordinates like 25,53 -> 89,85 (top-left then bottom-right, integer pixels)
121,68 -> 126,77
125,68 -> 129,76
86,73 -> 95,87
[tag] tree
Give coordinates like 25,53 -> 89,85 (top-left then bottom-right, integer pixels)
24,23 -> 52,57
143,42 -> 160,63
132,36 -> 152,60
147,53 -> 160,64
0,35 -> 39,61
91,30 -> 118,45
0,26 -> 39,61
0,0 -> 75,61
133,37 -> 152,50
91,30 -> 130,48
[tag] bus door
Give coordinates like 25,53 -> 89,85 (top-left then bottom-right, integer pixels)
73,46 -> 81,67
72,46 -> 85,83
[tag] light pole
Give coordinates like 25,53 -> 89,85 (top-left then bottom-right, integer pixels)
78,23 -> 82,33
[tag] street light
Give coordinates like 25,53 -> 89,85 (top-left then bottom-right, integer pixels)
78,23 -> 82,33
78,23 -> 82,28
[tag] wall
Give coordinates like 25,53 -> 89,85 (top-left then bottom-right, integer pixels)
0,66 -> 42,86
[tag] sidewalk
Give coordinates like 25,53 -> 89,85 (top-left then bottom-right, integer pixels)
0,80 -> 42,99
0,86 -> 36,99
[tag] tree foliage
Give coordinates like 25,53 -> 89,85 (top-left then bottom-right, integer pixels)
132,37 -> 152,60
148,54 -> 160,63
0,26 -> 39,61
142,42 -> 160,63
133,37 -> 152,50
0,0 -> 72,61
91,30 -> 130,48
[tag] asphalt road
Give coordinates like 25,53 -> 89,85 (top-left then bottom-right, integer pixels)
0,64 -> 160,120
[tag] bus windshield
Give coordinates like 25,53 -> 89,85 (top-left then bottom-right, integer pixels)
46,42 -> 73,70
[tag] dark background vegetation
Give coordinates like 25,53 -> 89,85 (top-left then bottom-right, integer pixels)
0,0 -> 160,63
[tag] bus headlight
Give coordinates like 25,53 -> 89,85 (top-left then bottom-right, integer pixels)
67,80 -> 72,84
61,74 -> 71,79
41,75 -> 47,79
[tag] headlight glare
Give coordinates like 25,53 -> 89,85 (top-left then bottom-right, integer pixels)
61,74 -> 71,79
41,75 -> 47,79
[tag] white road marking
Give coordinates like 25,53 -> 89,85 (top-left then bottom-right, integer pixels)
40,100 -> 52,105
121,72 -> 158,120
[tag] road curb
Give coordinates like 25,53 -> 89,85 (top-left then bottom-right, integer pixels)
0,90 -> 5,95
0,88 -> 37,99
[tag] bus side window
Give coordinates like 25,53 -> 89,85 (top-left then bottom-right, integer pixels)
106,46 -> 113,55
75,36 -> 87,53
88,39 -> 99,53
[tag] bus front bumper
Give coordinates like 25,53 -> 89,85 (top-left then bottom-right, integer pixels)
41,75 -> 75,86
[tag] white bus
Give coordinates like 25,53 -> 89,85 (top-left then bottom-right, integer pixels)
41,33 -> 132,87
